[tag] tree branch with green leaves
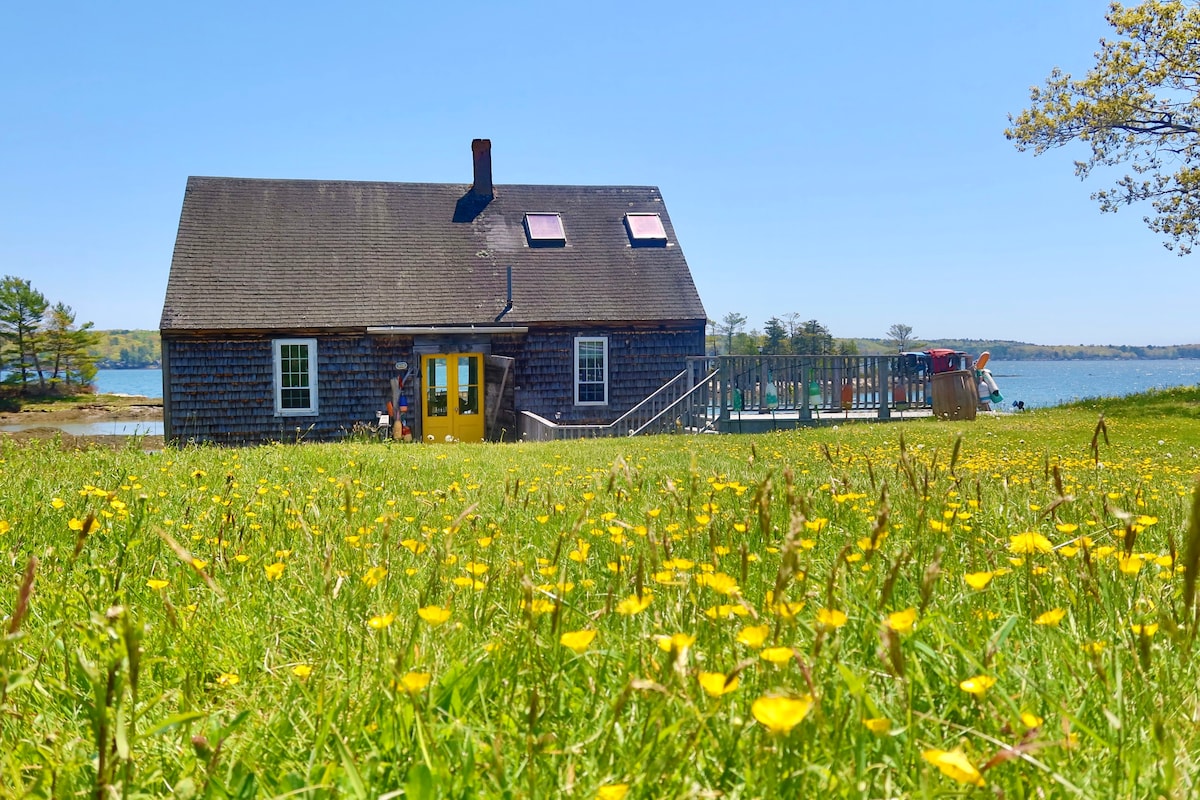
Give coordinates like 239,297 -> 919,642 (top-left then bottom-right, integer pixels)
1007,0 -> 1200,252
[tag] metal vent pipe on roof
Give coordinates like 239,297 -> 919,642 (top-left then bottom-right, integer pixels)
471,139 -> 493,197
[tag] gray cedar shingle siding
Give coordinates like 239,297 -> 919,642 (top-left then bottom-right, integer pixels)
166,335 -> 413,445
493,327 -> 703,425
161,178 -> 706,332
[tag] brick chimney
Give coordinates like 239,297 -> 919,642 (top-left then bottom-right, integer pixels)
471,139 -> 493,197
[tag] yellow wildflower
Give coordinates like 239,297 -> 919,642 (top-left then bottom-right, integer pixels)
751,694 -> 813,734
816,608 -> 848,630
367,612 -> 396,630
418,605 -> 451,626
362,565 -> 387,587
736,624 -> 770,649
760,646 -> 794,664
885,607 -> 917,634
959,675 -> 996,696
863,717 -> 890,735
922,748 -> 984,787
615,593 -> 652,615
1034,608 -> 1066,627
264,562 -> 286,581
655,633 -> 695,654
560,629 -> 598,654
698,671 -> 740,697
1009,532 -> 1053,555
400,671 -> 432,694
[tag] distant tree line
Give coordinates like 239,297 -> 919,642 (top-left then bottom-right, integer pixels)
708,312 -> 857,356
848,338 -> 1200,361
91,329 -> 161,369
708,314 -> 1200,361
0,276 -> 100,399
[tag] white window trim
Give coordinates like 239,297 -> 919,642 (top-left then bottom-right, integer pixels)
573,336 -> 608,406
273,338 -> 319,416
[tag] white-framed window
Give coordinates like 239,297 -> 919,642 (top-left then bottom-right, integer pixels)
574,336 -> 608,405
273,338 -> 318,416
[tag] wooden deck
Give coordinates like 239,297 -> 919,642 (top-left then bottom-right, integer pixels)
719,405 -> 935,433
519,354 -> 970,440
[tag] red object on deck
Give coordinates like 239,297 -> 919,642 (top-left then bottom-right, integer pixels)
925,349 -> 967,374
841,383 -> 854,409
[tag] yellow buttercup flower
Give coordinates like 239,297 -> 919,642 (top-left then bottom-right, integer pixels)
1009,532 -> 1053,555
400,671 -> 432,694
959,675 -> 996,696
291,664 -> 313,679
760,646 -> 794,664
736,624 -> 770,649
885,607 -> 917,634
698,671 -> 740,697
1034,608 -> 1066,627
1119,554 -> 1144,576
656,633 -> 695,654
616,593 -> 652,615
863,717 -> 890,735
751,694 -> 813,734
216,672 -> 240,687
264,562 -> 286,581
559,629 -> 598,654
595,784 -> 629,800
362,565 -> 387,587
816,608 -> 848,630
696,572 -> 740,596
418,605 -> 451,626
146,578 -> 169,591
367,613 -> 396,630
922,748 -> 984,787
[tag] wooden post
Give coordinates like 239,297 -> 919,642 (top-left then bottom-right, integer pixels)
877,356 -> 891,419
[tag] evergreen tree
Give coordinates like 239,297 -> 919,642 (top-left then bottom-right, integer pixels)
0,276 -> 49,390
43,302 -> 99,391
762,317 -> 789,354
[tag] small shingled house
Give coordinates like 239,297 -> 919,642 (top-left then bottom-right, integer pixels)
159,139 -> 707,444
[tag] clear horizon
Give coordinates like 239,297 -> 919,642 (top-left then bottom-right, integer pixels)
3,1 -> 1196,346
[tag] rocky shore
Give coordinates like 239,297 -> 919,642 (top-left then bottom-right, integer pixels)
0,396 -> 164,450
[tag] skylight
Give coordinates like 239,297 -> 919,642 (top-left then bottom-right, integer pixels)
625,213 -> 667,244
524,213 -> 566,244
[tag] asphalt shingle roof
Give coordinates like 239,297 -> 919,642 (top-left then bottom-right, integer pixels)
161,176 -> 706,332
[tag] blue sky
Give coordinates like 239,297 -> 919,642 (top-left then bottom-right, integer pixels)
1,1 -> 1193,346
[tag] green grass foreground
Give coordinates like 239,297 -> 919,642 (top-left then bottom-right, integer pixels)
4,388 -> 1200,798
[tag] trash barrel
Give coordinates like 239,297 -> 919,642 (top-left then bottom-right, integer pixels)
931,370 -> 977,421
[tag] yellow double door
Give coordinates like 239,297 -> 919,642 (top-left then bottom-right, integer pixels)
421,353 -> 484,443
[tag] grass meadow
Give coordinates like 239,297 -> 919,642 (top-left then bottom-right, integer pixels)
4,387 -> 1200,798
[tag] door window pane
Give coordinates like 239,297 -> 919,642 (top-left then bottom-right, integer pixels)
458,356 -> 480,415
427,357 -> 448,417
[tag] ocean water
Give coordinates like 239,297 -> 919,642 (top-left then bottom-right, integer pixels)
90,361 -> 1200,410
984,359 -> 1200,409
94,369 -> 163,398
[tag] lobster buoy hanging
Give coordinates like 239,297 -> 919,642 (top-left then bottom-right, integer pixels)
979,368 -> 1002,404
841,382 -> 854,411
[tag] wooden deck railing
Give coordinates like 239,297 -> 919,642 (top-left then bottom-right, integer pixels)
518,355 -> 932,440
